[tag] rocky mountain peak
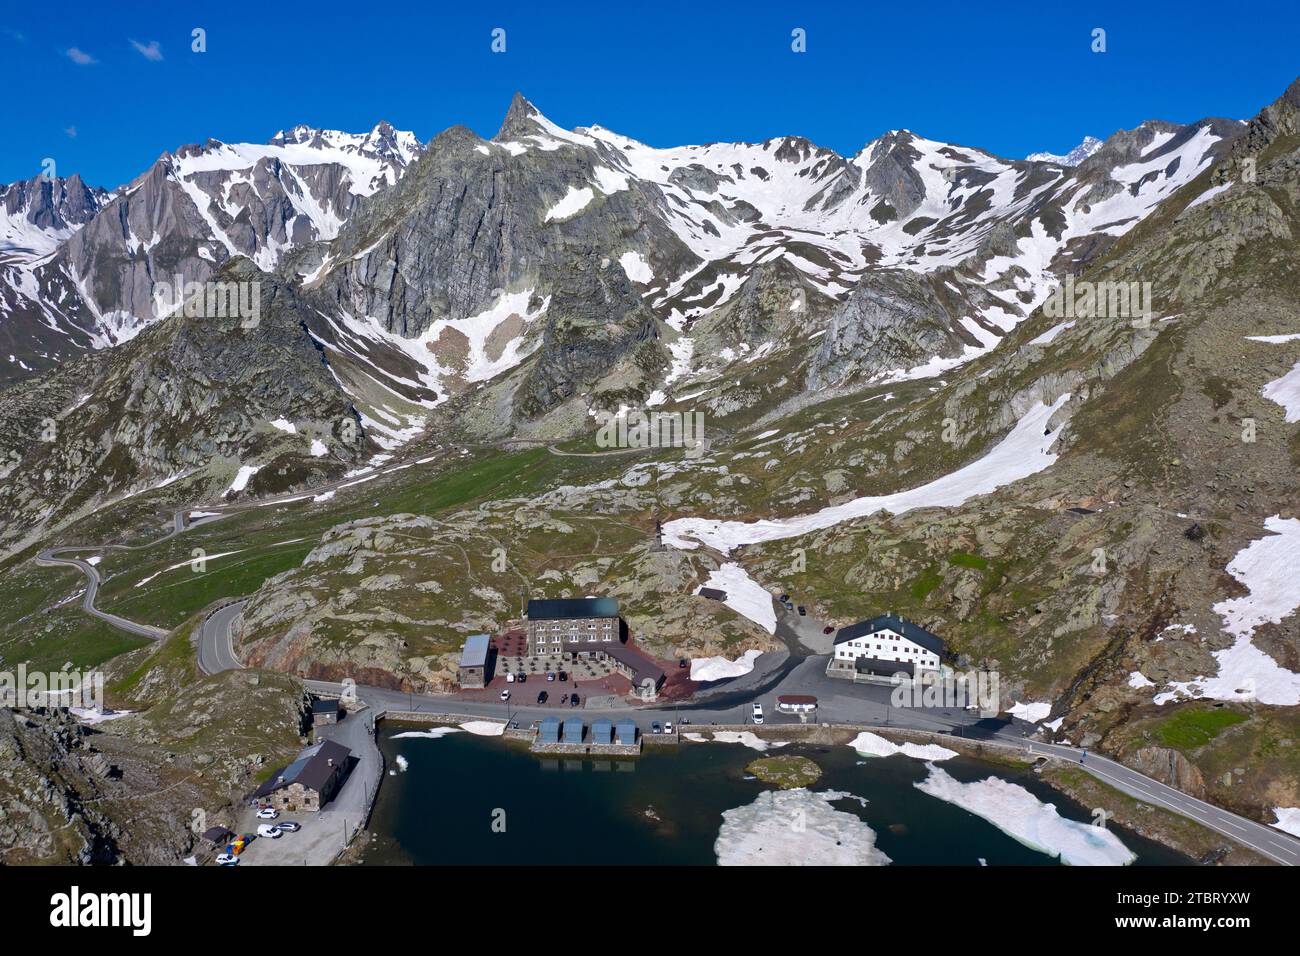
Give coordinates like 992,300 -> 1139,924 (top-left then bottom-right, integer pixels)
1026,135 -> 1103,166
494,92 -> 550,142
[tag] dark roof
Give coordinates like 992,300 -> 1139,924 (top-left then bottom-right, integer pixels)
855,657 -> 914,677
262,739 -> 351,797
527,597 -> 619,620
459,634 -> 490,668
1067,506 -> 1096,515
202,826 -> 234,844
603,642 -> 666,687
834,614 -> 944,654
698,587 -> 727,601
777,695 -> 818,705
311,698 -> 339,715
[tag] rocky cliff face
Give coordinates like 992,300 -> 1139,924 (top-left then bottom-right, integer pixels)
2,122 -> 422,377
0,259 -> 368,555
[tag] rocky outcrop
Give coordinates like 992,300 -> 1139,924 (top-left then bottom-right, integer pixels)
1126,746 -> 1208,797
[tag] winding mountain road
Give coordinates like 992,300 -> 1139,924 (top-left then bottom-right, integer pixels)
35,550 -> 168,639
31,448 -> 1300,867
190,601 -> 1300,865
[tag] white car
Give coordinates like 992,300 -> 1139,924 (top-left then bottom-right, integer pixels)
255,807 -> 278,820
215,853 -> 239,866
752,703 -> 764,725
499,690 -> 511,701
257,824 -> 282,839
664,721 -> 674,734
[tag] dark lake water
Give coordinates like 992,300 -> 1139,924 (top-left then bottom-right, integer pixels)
361,725 -> 1190,866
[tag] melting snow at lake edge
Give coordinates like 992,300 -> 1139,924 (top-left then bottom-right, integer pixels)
915,764 -> 1136,866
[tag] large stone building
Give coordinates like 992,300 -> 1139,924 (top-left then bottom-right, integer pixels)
526,597 -> 622,656
253,739 -> 351,813
831,613 -> 944,678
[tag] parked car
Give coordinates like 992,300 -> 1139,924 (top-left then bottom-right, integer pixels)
537,691 -> 548,704
558,671 -> 567,681
569,694 -> 580,707
664,720 -> 674,734
256,807 -> 278,820
499,690 -> 511,701
782,600 -> 794,610
778,593 -> 789,603
516,673 -> 526,683
678,658 -> 688,668
797,605 -> 807,616
215,853 -> 239,867
276,821 -> 301,832
546,672 -> 555,682
651,721 -> 662,734
506,672 -> 515,683
257,824 -> 282,839
823,625 -> 835,634
752,702 -> 764,725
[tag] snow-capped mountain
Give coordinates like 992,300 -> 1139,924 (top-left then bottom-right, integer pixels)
0,98 -> 1238,407
1,173 -> 109,260
286,95 -> 1236,435
0,121 -> 423,384
1026,135 -> 1104,167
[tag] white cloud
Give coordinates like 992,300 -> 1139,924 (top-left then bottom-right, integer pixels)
129,39 -> 163,61
66,47 -> 97,65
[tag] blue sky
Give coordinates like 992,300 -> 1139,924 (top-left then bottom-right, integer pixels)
2,0 -> 1297,188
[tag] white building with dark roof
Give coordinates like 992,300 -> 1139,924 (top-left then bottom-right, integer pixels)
831,613 -> 944,678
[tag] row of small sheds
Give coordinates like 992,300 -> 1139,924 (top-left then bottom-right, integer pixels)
538,716 -> 637,744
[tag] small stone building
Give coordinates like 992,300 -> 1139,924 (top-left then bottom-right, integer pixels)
311,698 -> 340,729
458,634 -> 491,689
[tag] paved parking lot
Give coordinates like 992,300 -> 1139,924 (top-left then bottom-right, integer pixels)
231,705 -> 382,867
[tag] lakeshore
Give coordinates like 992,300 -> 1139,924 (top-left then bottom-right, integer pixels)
354,721 -> 1191,867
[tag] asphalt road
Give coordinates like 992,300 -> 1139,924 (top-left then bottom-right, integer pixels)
194,602 -> 1300,865
36,449 -> 1300,867
35,549 -> 168,639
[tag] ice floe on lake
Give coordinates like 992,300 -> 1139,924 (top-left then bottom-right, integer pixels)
707,731 -> 786,752
391,727 -> 463,740
914,764 -> 1136,866
460,720 -> 506,736
848,731 -> 956,761
715,788 -> 890,866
